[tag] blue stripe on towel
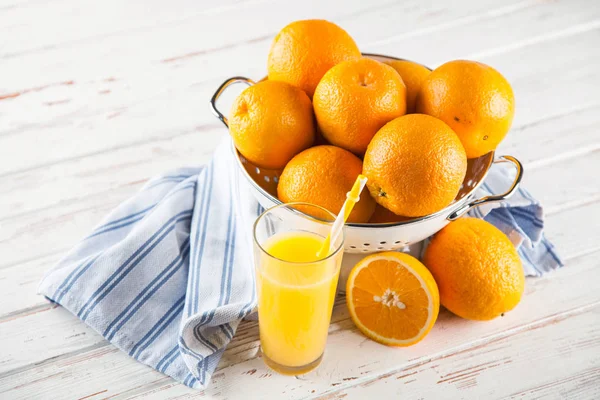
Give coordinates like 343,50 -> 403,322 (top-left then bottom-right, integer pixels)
191,167 -> 214,315
53,254 -> 101,303
78,210 -> 193,321
157,344 -> 180,373
129,294 -> 187,358
104,239 -> 191,340
90,204 -> 156,236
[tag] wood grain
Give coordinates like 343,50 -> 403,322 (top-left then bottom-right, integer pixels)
1,0 -> 599,398
2,0 -> 596,175
315,307 -> 600,400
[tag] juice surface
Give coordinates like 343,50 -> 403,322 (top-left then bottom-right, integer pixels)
258,231 -> 340,370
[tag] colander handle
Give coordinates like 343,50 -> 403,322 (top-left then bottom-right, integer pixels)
447,155 -> 524,221
210,76 -> 256,128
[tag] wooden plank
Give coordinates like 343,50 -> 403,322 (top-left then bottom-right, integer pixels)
497,104 -> 600,168
0,126 -> 224,220
0,0 -> 523,91
0,0 -> 261,58
313,306 -> 600,400
369,0 -> 600,70
0,252 -> 61,317
0,305 -> 106,376
0,0 -> 417,99
0,345 -> 169,400
1,0 -> 597,176
541,201 -> 600,260
523,149 -> 600,215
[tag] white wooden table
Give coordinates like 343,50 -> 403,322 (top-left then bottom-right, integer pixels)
1,0 -> 599,398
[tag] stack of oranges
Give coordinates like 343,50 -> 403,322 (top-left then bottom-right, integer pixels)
227,19 -> 524,348
229,19 -> 515,223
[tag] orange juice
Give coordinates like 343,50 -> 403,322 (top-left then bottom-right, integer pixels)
257,230 -> 340,374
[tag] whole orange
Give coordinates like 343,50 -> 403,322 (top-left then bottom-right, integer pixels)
277,145 -> 376,223
267,20 -> 361,98
416,60 -> 515,159
423,217 -> 525,321
363,114 -> 467,217
313,58 -> 406,155
228,80 -> 315,170
385,59 -> 431,114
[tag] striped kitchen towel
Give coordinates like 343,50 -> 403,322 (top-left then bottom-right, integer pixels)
38,137 -> 562,389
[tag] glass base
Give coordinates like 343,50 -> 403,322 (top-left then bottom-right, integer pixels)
262,352 -> 323,376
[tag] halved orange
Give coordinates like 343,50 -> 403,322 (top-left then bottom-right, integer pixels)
346,252 -> 440,346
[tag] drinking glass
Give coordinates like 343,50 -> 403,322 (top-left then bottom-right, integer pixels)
253,202 -> 344,375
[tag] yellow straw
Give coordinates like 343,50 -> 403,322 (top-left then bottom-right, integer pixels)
316,174 -> 368,258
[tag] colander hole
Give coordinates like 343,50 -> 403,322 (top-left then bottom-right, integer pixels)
349,245 -> 356,249
377,247 -> 383,250
394,240 -> 402,244
362,249 -> 368,252
379,241 -> 386,244
363,243 -> 370,247
274,177 -> 279,183
255,167 -> 260,174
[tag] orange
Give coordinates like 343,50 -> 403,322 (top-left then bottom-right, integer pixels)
423,217 -> 525,321
346,251 -> 439,346
267,20 -> 361,98
363,114 -> 467,217
385,59 -> 431,113
416,60 -> 515,159
277,145 -> 376,223
228,80 -> 315,170
313,57 -> 407,155
369,204 -> 411,224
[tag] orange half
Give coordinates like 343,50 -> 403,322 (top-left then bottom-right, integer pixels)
346,252 -> 440,346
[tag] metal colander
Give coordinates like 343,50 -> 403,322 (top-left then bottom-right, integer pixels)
210,53 -> 523,254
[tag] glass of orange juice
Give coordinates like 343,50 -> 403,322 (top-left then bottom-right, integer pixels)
253,202 -> 344,375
